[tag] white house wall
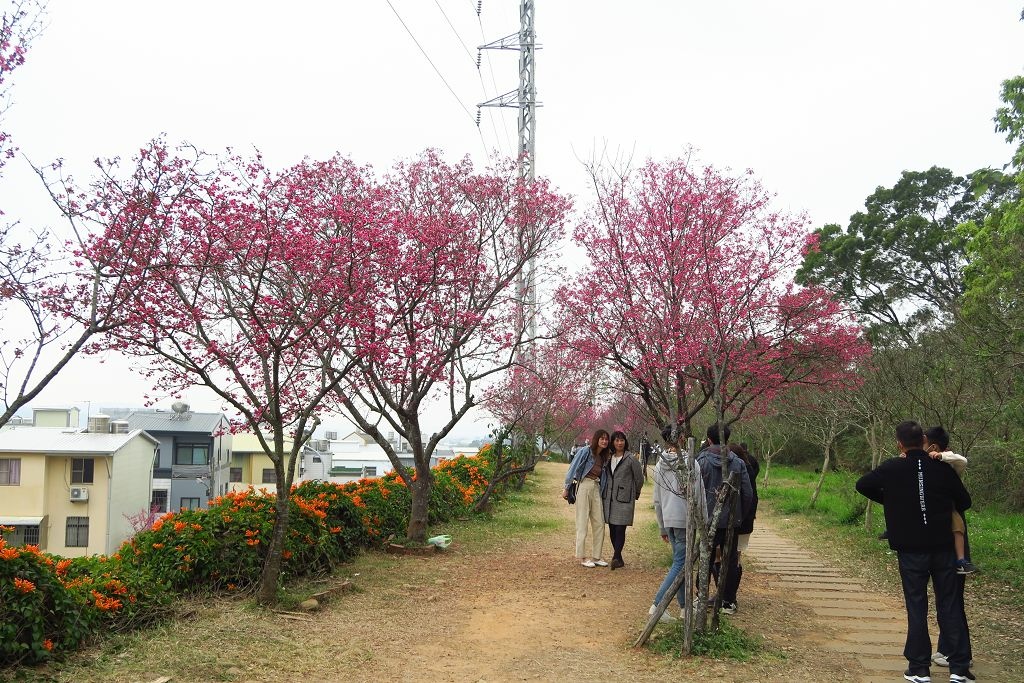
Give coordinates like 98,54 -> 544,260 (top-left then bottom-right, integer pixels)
106,437 -> 156,555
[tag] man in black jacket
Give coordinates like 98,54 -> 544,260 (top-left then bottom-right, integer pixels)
696,424 -> 752,615
856,421 -> 973,683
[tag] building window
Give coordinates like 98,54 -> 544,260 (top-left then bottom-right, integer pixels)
261,468 -> 277,484
65,516 -> 89,547
71,458 -> 95,484
180,497 -> 201,510
174,444 -> 209,466
229,467 -> 242,482
153,448 -> 161,468
24,525 -> 40,545
0,458 -> 20,485
151,489 -> 169,513
362,466 -> 377,477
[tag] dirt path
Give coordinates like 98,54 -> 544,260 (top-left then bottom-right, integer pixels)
303,461 -> 981,683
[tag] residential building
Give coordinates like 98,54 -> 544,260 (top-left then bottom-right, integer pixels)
0,426 -> 158,556
316,430 -> 445,482
124,406 -> 231,512
229,432 -> 304,494
30,407 -> 81,429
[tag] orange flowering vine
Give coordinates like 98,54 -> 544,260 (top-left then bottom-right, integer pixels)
13,577 -> 36,593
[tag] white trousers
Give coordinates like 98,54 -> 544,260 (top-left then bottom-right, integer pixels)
575,477 -> 605,560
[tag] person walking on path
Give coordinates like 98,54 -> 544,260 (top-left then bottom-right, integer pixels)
601,430 -> 645,569
563,429 -> 611,567
856,420 -> 974,683
696,424 -> 752,615
730,442 -> 759,604
650,424 -> 707,622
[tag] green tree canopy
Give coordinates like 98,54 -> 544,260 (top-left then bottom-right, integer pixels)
796,166 -> 1015,345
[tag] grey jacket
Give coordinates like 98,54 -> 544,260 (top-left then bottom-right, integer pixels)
601,452 -> 644,526
696,445 -> 753,529
653,449 -> 707,533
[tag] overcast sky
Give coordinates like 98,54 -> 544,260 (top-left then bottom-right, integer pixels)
2,1 -> 1022,438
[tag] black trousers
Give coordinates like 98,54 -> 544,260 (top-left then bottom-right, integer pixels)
709,528 -> 741,604
897,550 -> 970,674
608,524 -> 626,560
937,572 -> 972,663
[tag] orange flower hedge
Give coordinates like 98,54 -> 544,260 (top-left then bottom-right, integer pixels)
0,446 -> 501,666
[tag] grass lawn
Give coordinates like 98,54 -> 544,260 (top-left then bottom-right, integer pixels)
759,464 -> 1024,602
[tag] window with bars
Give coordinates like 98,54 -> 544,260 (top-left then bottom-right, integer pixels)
65,516 -> 89,547
24,525 -> 40,545
151,489 -> 169,513
261,468 -> 276,484
71,458 -> 95,484
0,458 -> 20,485
229,467 -> 242,482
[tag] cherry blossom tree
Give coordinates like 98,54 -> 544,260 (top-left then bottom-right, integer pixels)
53,141 -> 381,603
484,340 -> 599,459
557,156 -> 869,441
331,151 -> 571,544
1,1 -> 143,430
0,0 -> 44,167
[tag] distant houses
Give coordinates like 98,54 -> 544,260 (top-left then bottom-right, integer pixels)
0,419 -> 159,556
1,404 -> 485,557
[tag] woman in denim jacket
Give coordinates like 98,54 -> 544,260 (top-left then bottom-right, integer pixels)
563,430 -> 610,567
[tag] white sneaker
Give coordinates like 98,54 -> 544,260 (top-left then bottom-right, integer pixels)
581,560 -> 596,568
648,604 -> 676,623
593,559 -> 609,567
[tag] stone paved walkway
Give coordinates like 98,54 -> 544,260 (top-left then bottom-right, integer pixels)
744,525 -> 990,683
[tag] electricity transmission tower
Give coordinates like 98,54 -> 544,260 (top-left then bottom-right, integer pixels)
478,0 -> 539,341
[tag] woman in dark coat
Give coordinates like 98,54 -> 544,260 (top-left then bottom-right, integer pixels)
602,430 -> 645,569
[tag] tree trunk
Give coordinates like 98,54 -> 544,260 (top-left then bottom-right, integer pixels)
711,492 -> 738,632
406,473 -> 432,544
257,486 -> 291,605
682,437 -> 697,653
810,442 -> 832,508
762,450 -> 776,488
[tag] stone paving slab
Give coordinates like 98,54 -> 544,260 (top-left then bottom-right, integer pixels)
812,607 -> 901,619
774,580 -> 865,590
828,642 -> 902,656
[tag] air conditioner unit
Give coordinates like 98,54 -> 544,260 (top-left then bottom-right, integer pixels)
70,487 -> 89,502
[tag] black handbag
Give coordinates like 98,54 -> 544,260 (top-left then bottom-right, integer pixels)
567,479 -> 579,505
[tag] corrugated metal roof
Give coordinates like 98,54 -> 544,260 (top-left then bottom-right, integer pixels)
0,428 -> 158,454
125,411 -> 226,434
0,516 -> 44,525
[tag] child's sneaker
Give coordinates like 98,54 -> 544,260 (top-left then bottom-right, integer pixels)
955,559 -> 979,576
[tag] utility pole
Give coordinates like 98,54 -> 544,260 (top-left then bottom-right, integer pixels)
478,0 -> 539,342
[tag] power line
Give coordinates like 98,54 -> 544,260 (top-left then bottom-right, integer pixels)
384,0 -> 476,126
475,4 -> 514,155
431,0 -> 504,157
434,0 -> 476,66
